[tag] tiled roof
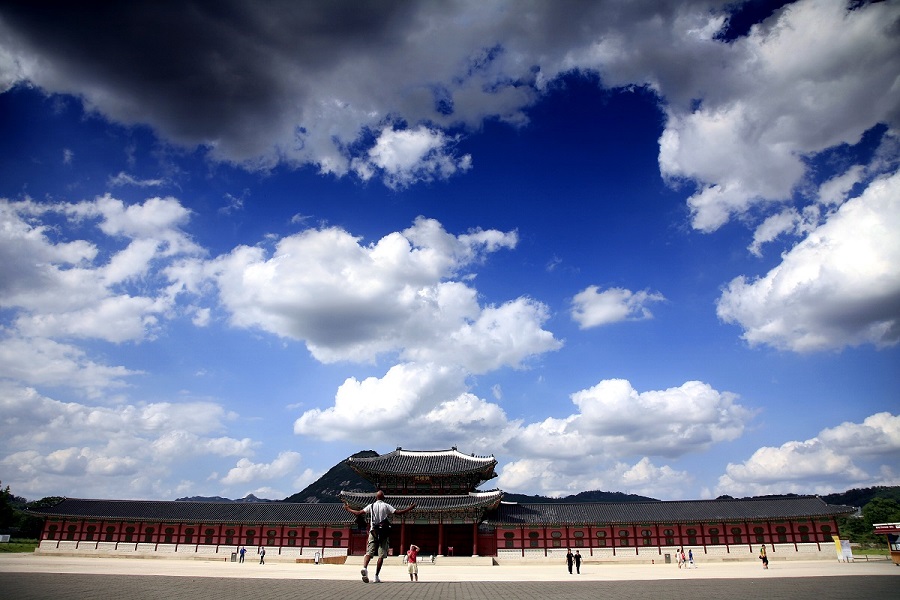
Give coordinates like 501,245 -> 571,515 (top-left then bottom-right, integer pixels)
484,496 -> 855,526
341,490 -> 504,512
348,447 -> 498,479
26,495 -> 853,527
27,498 -> 353,525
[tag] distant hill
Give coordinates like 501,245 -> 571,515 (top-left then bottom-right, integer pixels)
175,493 -> 272,503
281,450 -> 378,503
503,490 -> 658,503
715,486 -> 900,509
822,486 -> 900,508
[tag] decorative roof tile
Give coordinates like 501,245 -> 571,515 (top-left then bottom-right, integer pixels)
348,447 -> 497,479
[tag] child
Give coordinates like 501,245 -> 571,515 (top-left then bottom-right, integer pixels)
407,544 -> 420,581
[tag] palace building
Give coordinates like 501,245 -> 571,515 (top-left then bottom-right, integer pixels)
28,447 -> 855,563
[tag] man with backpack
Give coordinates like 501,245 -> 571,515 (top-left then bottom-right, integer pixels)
344,490 -> 416,583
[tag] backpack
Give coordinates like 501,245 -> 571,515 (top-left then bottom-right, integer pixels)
372,518 -> 391,540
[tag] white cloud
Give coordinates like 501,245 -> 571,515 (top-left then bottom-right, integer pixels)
571,285 -> 665,328
291,468 -> 320,493
220,451 -> 303,486
496,458 -> 560,494
414,296 -> 561,373
716,412 -> 900,497
191,306 -> 211,327
0,381 -> 253,499
1,195 -> 203,344
0,335 -> 139,397
749,165 -> 871,257
497,456 -> 690,499
514,379 -> 752,459
748,208 -> 800,257
657,0 -> 900,231
199,217 -> 555,367
717,172 -> 900,352
420,393 -> 517,448
353,125 -> 472,189
151,431 -> 256,462
491,379 -> 751,497
818,412 -> 900,459
618,457 -> 688,497
0,198 -> 98,299
71,194 -> 200,255
296,373 -> 750,499
294,362 -> 471,443
108,172 -> 165,187
294,360 -> 521,452
818,166 -> 865,207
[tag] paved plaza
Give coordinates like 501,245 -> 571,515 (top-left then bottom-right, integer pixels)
1,554 -> 897,599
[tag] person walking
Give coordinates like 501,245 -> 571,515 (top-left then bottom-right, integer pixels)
238,546 -> 246,563
574,550 -> 582,574
344,490 -> 416,583
406,543 -> 420,581
688,548 -> 694,568
759,544 -> 768,569
566,548 -> 574,574
259,546 -> 265,564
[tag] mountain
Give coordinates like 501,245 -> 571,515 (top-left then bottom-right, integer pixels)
281,450 -> 378,503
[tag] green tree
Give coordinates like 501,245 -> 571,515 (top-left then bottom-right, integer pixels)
18,497 -> 65,538
0,483 -> 16,531
862,497 -> 900,527
838,515 -> 871,543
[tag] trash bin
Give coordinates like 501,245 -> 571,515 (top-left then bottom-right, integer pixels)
231,552 -> 237,562
664,553 -> 671,564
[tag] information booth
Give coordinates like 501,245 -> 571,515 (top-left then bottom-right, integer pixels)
873,522 -> 900,566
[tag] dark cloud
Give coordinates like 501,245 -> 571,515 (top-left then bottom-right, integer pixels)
1,1 -> 723,166
0,1 -> 422,160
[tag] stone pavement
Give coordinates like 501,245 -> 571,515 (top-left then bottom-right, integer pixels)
1,554 -> 897,600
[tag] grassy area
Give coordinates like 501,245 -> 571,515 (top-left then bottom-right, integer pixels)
853,547 -> 888,556
0,538 -> 38,553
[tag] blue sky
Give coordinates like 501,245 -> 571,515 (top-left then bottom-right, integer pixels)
1,0 -> 898,502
